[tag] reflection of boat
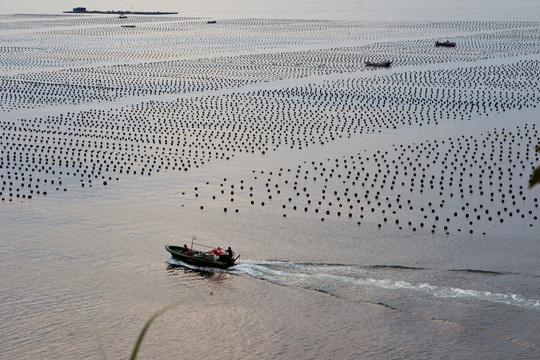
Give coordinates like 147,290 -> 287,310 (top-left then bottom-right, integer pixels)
165,243 -> 238,269
121,25 -> 136,28
435,40 -> 456,47
365,60 -> 392,68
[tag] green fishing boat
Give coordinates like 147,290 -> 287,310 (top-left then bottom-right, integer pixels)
165,240 -> 238,269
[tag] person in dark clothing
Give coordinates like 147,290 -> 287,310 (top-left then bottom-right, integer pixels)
219,247 -> 235,263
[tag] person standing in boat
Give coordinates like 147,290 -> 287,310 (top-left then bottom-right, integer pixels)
218,247 -> 234,263
181,244 -> 190,253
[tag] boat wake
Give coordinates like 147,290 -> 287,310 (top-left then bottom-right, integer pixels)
233,260 -> 540,311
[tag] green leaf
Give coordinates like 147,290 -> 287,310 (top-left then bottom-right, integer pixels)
529,166 -> 540,189
130,303 -> 180,360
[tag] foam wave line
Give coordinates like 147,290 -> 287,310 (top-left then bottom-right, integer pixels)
234,262 -> 540,310
449,268 -> 503,275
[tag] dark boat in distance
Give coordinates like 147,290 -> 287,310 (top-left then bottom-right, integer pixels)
436,40 -> 456,47
365,60 -> 392,68
165,241 -> 238,269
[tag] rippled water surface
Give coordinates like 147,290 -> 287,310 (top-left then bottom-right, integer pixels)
0,1 -> 539,359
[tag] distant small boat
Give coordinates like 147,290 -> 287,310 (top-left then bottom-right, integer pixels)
435,40 -> 456,47
121,25 -> 136,28
119,14 -> 127,19
365,60 -> 392,68
207,20 -> 217,24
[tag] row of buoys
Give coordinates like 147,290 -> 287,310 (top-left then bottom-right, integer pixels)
2,58 -> 540,201
2,17 -> 540,111
192,123 -> 538,234
2,18 -> 540,209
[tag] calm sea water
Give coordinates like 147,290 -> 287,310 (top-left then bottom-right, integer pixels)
3,0 -> 540,21
0,1 -> 539,359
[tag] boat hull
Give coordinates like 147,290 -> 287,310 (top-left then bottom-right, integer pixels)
165,245 -> 235,269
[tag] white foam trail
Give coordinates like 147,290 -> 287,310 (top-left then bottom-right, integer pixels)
234,263 -> 540,310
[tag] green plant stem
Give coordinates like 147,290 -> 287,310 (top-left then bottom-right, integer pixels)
130,303 -> 180,360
